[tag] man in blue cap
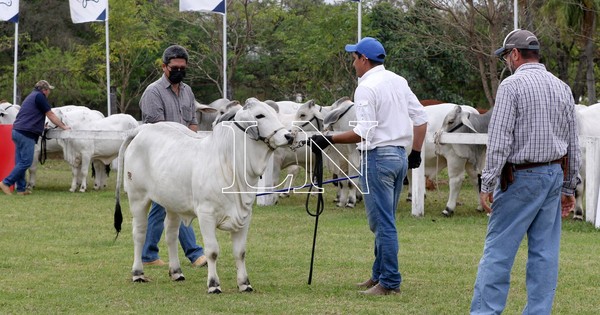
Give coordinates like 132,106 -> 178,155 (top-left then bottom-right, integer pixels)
310,37 -> 428,295
470,29 -> 581,314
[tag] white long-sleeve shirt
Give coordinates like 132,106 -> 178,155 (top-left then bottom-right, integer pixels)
352,65 -> 428,151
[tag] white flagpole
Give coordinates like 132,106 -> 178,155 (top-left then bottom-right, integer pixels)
105,3 -> 111,115
222,1 -> 227,99
357,0 -> 361,40
13,22 -> 18,105
13,21 -> 19,105
513,0 -> 518,29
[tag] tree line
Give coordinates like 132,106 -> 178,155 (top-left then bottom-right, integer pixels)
1,0 -> 598,117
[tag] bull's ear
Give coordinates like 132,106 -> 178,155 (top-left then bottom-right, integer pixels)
245,125 -> 260,141
234,121 -> 260,140
215,109 -> 237,125
264,100 -> 279,113
461,113 -> 478,132
324,102 -> 351,126
196,103 -> 218,114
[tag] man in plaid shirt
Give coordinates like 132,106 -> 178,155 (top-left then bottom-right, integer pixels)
471,29 -> 581,315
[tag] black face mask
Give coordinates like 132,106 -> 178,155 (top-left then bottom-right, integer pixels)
168,70 -> 186,84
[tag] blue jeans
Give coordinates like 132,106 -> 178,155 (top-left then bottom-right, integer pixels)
471,164 -> 563,315
2,130 -> 36,193
142,202 -> 204,263
359,146 -> 407,290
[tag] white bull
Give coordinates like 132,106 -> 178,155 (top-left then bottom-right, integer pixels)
435,105 -> 493,216
59,113 -> 138,192
257,99 -> 322,206
0,102 -> 20,124
574,103 -> 600,220
321,97 -> 363,208
28,106 -> 106,190
195,98 -> 241,131
113,99 -> 293,293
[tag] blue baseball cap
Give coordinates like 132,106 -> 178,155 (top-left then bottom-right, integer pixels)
345,37 -> 386,63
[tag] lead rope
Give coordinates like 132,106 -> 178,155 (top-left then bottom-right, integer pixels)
39,128 -> 49,165
305,146 -> 324,285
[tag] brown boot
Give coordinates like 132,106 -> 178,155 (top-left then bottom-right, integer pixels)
356,278 -> 378,289
360,283 -> 400,296
0,182 -> 12,195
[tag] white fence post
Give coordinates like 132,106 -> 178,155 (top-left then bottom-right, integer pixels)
584,136 -> 600,227
411,155 -> 425,217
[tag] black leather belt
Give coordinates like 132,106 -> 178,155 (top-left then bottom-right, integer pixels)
513,158 -> 563,171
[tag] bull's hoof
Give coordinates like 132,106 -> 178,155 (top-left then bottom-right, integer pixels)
239,285 -> 254,292
69,188 -> 76,193
406,193 -> 412,202
208,287 -> 222,294
572,215 -> 584,221
169,269 -> 185,281
132,275 -> 149,282
442,208 -> 454,217
345,202 -> 355,208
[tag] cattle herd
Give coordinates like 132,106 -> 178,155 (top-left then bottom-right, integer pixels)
1,98 -> 598,292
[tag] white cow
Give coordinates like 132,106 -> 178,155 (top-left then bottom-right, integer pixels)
28,106 -> 105,190
435,105 -> 493,216
321,97 -> 363,208
0,102 -> 20,124
113,99 -> 293,293
574,103 -> 600,220
59,113 -> 138,192
257,99 -> 322,206
195,98 -> 241,131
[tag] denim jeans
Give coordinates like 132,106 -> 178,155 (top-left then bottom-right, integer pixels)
2,130 -> 36,192
359,146 -> 407,290
142,202 -> 204,263
471,164 -> 563,315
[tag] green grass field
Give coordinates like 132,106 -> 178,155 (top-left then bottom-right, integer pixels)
0,159 -> 598,314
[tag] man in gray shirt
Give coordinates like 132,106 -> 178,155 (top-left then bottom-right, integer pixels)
471,29 -> 580,314
139,45 -> 206,267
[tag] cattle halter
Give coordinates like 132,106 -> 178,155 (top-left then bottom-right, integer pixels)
233,121 -> 287,151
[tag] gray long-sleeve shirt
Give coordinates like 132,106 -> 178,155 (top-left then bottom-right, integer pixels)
139,74 -> 198,127
480,63 -> 581,195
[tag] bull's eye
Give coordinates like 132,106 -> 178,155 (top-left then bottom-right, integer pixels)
448,120 -> 454,125
255,114 -> 265,119
299,114 -> 306,119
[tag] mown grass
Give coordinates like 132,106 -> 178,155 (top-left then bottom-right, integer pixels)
0,159 -> 598,314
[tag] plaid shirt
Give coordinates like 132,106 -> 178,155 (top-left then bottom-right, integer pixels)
139,74 -> 198,127
481,63 -> 581,195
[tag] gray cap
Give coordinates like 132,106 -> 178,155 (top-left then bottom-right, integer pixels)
495,29 -> 540,57
34,80 -> 55,90
162,45 -> 189,64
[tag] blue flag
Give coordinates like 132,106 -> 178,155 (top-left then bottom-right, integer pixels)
0,0 -> 19,23
180,0 -> 225,14
69,0 -> 107,24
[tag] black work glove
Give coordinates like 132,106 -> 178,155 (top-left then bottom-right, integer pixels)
407,150 -> 422,169
310,135 -> 333,153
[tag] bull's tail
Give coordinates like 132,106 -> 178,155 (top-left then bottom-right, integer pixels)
114,127 -> 140,240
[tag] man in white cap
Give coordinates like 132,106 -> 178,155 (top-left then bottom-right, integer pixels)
310,37 -> 428,295
470,29 -> 581,314
0,80 -> 70,196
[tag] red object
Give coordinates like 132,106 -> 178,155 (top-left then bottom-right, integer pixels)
0,124 -> 15,191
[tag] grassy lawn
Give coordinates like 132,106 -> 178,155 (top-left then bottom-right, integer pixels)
0,159 -> 598,314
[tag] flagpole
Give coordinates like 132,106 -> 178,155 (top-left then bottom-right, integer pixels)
13,22 -> 18,105
357,0 -> 361,40
105,3 -> 111,115
222,1 -> 227,99
513,0 -> 518,29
